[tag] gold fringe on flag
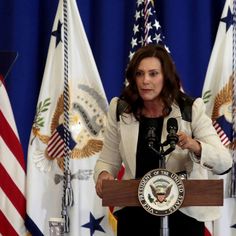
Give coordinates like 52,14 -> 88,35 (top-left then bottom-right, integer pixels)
108,209 -> 117,234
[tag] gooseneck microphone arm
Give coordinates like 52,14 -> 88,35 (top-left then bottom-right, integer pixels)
147,117 -> 179,236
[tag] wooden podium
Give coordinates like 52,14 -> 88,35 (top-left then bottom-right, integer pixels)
102,179 -> 223,207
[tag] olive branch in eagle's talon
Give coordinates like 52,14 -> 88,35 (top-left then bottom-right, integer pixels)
31,98 -> 51,145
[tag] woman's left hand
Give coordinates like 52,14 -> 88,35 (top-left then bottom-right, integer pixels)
177,131 -> 201,157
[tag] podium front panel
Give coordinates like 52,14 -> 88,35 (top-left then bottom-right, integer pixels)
102,179 -> 223,207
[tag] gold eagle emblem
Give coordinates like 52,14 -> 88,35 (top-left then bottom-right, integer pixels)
211,75 -> 235,149
31,92 -> 104,171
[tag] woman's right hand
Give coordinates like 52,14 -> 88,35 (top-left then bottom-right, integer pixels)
95,171 -> 115,198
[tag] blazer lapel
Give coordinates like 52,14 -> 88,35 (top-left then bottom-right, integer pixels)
120,115 -> 139,177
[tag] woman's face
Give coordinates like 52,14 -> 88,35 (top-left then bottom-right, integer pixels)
135,57 -> 164,102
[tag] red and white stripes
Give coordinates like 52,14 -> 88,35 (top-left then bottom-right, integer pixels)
0,75 -> 26,236
213,120 -> 231,146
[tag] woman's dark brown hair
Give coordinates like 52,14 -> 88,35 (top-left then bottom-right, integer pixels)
120,44 -> 182,120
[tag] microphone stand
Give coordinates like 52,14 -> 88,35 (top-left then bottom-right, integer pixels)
148,142 -> 175,236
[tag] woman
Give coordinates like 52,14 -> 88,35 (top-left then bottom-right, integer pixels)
94,44 -> 232,236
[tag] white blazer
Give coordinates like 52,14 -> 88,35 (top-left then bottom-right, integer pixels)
94,97 -> 232,221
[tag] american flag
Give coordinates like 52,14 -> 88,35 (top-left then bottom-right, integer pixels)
213,120 -> 231,146
0,74 -> 27,235
128,0 -> 169,61
47,124 -> 77,159
122,0 -> 170,183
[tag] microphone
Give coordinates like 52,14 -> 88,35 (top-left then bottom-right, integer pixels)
146,126 -> 160,155
167,118 -> 179,149
146,126 -> 156,148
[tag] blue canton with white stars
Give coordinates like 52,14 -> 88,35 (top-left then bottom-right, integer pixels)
129,0 -> 169,60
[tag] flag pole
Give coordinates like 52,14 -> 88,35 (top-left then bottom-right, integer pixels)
61,0 -> 74,233
231,0 -> 236,198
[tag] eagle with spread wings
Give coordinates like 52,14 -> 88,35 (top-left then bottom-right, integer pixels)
150,183 -> 172,203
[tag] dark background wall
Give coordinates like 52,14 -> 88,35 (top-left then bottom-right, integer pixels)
0,0 -> 225,158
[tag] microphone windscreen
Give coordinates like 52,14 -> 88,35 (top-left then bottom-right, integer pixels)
167,118 -> 178,133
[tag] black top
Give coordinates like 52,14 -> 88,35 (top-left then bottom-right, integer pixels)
135,116 -> 164,178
